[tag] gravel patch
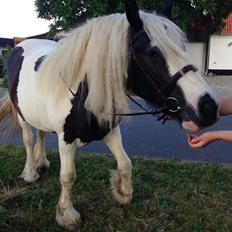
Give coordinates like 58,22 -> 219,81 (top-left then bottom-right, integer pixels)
205,75 -> 232,99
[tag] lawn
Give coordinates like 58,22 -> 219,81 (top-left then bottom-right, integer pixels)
1,145 -> 232,232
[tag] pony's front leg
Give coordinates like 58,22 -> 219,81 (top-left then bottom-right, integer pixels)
104,126 -> 133,205
56,134 -> 81,230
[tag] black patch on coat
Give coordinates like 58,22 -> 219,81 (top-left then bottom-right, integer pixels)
34,55 -> 46,72
7,46 -> 25,120
63,80 -> 117,144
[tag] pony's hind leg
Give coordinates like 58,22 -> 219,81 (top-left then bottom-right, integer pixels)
18,116 -> 40,182
33,130 -> 50,173
104,126 -> 133,205
56,133 -> 81,230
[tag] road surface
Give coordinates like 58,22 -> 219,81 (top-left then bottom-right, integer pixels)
1,98 -> 232,164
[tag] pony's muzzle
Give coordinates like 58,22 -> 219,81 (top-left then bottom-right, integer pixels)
197,93 -> 219,127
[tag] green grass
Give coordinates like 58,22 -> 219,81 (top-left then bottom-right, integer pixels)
1,145 -> 232,232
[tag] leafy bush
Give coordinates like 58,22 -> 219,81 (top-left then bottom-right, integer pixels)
0,46 -> 11,88
35,0 -> 232,38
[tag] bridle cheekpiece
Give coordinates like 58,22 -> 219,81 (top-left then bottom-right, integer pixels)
115,28 -> 198,124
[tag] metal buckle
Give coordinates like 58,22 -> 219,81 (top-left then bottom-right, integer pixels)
166,97 -> 182,113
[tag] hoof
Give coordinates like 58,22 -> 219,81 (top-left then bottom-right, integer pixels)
110,170 -> 133,205
35,158 -> 50,174
19,167 -> 40,182
56,207 -> 82,231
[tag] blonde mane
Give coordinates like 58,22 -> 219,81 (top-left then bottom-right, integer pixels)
40,11 -> 188,125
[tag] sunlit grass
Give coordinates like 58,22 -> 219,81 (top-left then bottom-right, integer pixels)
1,145 -> 232,231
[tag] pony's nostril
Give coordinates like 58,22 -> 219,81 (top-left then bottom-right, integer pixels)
200,100 -> 214,114
198,94 -> 218,127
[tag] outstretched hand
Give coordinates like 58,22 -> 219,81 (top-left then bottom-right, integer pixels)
187,132 -> 217,148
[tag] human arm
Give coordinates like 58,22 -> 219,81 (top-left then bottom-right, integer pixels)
219,98 -> 232,116
187,97 -> 232,148
187,130 -> 232,148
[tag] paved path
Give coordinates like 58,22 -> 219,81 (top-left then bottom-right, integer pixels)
206,75 -> 232,99
2,110 -> 232,164
1,76 -> 232,164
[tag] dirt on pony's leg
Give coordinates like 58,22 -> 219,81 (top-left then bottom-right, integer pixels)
18,116 -> 40,182
33,130 -> 50,173
104,126 -> 133,205
56,134 -> 82,230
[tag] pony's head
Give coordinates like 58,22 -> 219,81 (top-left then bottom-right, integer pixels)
125,0 -> 219,131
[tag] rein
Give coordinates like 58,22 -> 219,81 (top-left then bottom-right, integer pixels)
114,28 -> 198,124
66,28 -> 198,125
115,94 -> 171,124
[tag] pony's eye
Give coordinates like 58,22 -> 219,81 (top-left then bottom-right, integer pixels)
145,47 -> 159,57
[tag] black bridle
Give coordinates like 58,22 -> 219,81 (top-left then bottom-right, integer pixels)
115,28 -> 198,124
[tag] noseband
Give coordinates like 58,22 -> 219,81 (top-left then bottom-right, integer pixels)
115,28 -> 198,124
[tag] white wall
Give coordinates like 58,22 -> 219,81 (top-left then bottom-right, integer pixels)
208,35 -> 232,70
187,42 -> 207,74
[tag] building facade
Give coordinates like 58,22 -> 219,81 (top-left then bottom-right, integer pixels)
207,13 -> 232,74
220,13 -> 232,35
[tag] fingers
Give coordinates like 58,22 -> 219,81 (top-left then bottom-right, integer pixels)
188,140 -> 206,148
190,136 -> 202,143
187,133 -> 200,144
187,134 -> 206,148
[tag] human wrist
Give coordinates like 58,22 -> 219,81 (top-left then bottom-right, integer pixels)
215,131 -> 229,141
208,131 -> 221,141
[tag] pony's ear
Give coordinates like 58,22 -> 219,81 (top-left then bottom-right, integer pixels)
161,0 -> 173,20
125,0 -> 143,31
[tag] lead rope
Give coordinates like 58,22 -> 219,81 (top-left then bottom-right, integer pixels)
64,79 -> 172,124
59,73 -> 76,96
114,94 -> 172,125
